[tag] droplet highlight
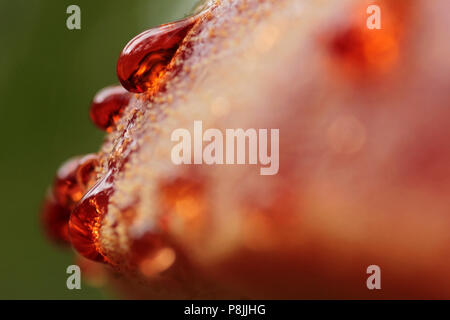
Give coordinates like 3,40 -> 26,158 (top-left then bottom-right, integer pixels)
69,173 -> 113,263
116,16 -> 199,93
90,85 -> 131,132
41,154 -> 99,246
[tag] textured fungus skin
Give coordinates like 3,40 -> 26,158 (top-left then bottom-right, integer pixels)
87,0 -> 450,298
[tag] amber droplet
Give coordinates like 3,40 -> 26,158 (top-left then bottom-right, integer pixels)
116,16 -> 198,93
41,191 -> 71,245
76,153 -> 100,189
69,107 -> 143,262
53,154 -> 99,209
69,173 -> 113,263
90,85 -> 131,132
41,154 -> 99,246
53,157 -> 83,208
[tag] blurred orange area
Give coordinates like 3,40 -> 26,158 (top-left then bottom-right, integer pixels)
327,1 -> 408,77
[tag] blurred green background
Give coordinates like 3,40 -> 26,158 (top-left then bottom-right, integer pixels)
0,0 -> 198,299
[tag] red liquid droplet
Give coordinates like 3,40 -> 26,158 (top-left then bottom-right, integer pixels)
53,156 -> 84,209
69,113 -> 140,263
90,85 -> 131,132
53,154 -> 99,211
116,16 -> 198,93
69,173 -> 113,263
41,154 -> 99,246
41,191 -> 71,245
76,154 -> 100,189
70,18 -> 190,258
